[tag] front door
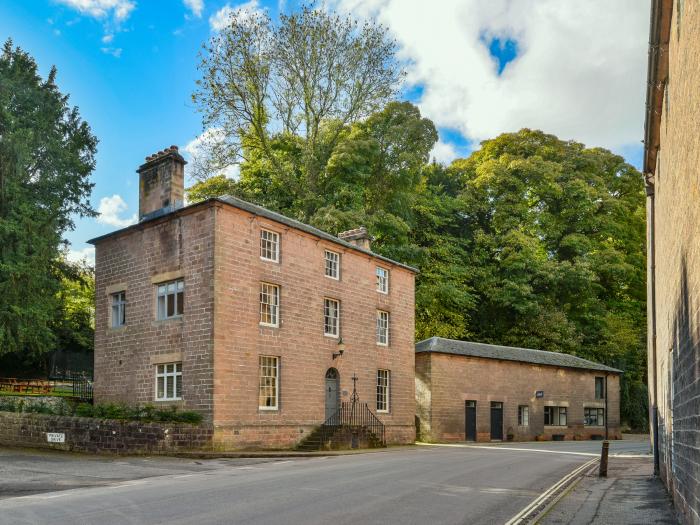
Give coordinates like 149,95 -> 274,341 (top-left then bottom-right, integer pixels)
465,400 -> 477,441
490,402 -> 503,441
325,368 -> 339,420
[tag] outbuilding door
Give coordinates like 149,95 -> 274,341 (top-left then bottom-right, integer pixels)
490,402 -> 503,441
465,400 -> 477,441
325,368 -> 340,420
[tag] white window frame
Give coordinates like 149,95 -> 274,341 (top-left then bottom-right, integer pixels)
377,369 -> 390,413
544,406 -> 568,426
518,405 -> 529,426
155,362 -> 182,401
584,407 -> 605,426
324,250 -> 340,280
324,298 -> 340,337
156,279 -> 184,320
258,356 -> 279,410
376,310 -> 389,346
260,229 -> 280,262
259,282 -> 280,327
376,267 -> 389,294
111,291 -> 126,328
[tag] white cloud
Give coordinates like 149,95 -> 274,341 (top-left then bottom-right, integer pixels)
67,246 -> 96,266
184,0 -> 204,18
430,140 -> 458,165
210,0 -> 261,32
97,194 -> 137,227
330,0 -> 649,152
55,0 -> 135,22
101,33 -> 114,43
100,47 -> 122,57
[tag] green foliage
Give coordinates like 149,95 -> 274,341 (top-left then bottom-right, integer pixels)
0,398 -> 203,425
192,4 -> 403,214
0,40 -> 97,358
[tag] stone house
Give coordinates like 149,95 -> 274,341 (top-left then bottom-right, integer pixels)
415,337 -> 621,442
644,1 -> 700,523
88,146 -> 417,449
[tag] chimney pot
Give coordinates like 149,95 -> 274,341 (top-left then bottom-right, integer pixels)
137,145 -> 187,222
338,226 -> 373,251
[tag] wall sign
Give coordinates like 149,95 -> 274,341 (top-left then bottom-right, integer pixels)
46,432 -> 65,443
536,390 -> 544,398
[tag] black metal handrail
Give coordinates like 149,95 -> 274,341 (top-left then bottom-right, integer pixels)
318,401 -> 385,447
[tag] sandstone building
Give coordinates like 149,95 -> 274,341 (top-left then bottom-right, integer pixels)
644,1 -> 700,523
89,146 -> 417,449
415,338 -> 621,442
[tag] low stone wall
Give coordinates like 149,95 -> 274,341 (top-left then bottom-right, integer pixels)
0,411 -> 213,454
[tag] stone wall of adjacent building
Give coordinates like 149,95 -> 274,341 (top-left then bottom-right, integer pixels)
93,205 -> 216,419
650,1 -> 700,523
0,412 -> 212,454
211,204 -> 416,449
415,352 -> 621,443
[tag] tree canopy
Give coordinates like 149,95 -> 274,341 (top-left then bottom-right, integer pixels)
0,40 -> 97,358
192,5 -> 403,218
190,6 -> 647,429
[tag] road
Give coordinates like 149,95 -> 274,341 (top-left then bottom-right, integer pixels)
0,439 -> 650,525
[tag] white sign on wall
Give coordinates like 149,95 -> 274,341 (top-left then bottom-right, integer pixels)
46,432 -> 65,443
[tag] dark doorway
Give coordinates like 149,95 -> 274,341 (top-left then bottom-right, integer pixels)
490,402 -> 504,441
465,400 -> 477,441
325,368 -> 340,420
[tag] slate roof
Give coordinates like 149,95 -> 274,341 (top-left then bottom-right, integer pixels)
415,337 -> 622,373
88,195 -> 418,273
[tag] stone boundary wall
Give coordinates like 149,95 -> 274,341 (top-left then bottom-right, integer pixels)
0,411 -> 213,454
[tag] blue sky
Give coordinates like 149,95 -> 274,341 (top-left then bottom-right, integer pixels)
0,1 -> 647,263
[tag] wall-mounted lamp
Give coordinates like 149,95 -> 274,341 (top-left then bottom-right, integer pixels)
332,338 -> 345,360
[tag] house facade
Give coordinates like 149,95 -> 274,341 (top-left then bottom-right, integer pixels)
415,338 -> 621,443
644,1 -> 700,523
89,146 -> 417,449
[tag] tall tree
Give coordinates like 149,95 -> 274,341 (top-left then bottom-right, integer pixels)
0,40 -> 97,357
192,5 -> 403,218
450,129 -> 647,427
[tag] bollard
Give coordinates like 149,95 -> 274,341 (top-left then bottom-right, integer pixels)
599,440 -> 609,477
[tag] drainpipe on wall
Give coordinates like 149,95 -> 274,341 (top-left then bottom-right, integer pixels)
648,182 -> 660,476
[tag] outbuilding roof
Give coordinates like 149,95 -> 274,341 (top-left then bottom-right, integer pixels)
88,195 -> 418,273
415,337 -> 622,373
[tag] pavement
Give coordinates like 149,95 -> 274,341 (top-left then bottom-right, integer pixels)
540,455 -> 678,525
0,436 -> 666,525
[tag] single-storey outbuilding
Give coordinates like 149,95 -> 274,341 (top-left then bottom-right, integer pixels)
415,337 -> 621,442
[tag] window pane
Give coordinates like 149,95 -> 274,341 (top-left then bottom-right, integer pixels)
177,280 -> 184,291
157,376 -> 164,398
167,293 -> 175,317
259,356 -> 278,409
157,295 -> 166,319
175,375 -> 182,398
176,291 -> 184,315
166,376 -> 174,398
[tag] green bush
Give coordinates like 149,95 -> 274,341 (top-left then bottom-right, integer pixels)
0,399 -> 202,425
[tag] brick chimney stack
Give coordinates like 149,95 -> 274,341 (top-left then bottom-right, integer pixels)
338,226 -> 374,251
137,145 -> 186,221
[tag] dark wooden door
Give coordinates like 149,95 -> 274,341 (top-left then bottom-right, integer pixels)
490,402 -> 503,440
325,368 -> 339,420
465,400 -> 477,441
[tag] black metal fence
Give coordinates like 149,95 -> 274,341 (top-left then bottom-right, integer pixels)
71,377 -> 93,403
319,401 -> 385,447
